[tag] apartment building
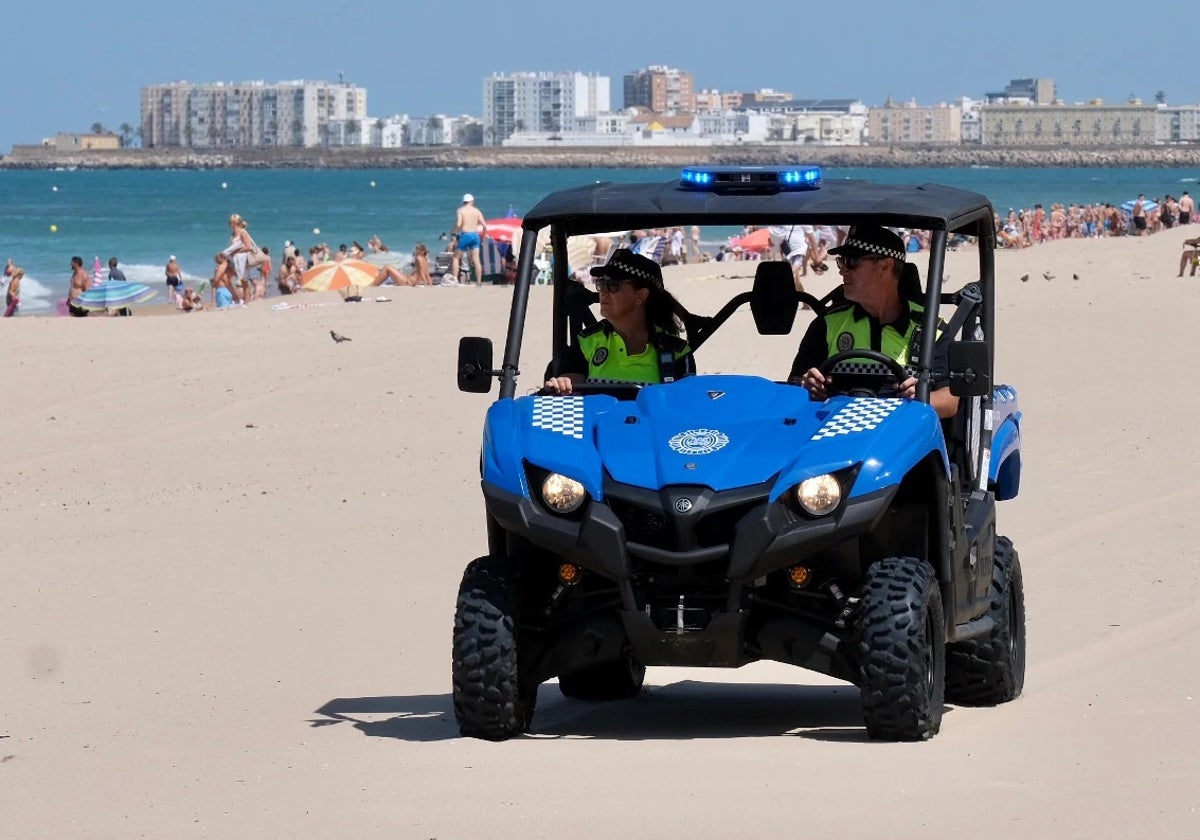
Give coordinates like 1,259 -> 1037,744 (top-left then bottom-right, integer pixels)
483,72 -> 611,145
868,100 -> 963,145
623,66 -> 696,114
140,80 -> 367,148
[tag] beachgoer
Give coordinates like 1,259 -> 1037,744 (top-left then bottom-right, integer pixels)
4,267 -> 23,317
543,249 -> 694,394
107,257 -> 133,316
690,225 -> 701,261
180,287 -> 204,312
4,259 -> 13,279
1132,195 -> 1148,236
1178,236 -> 1200,277
788,225 -> 958,420
211,252 -> 238,306
450,193 -> 487,286
165,256 -> 183,305
770,224 -> 811,292
222,213 -> 255,306
255,247 -> 271,300
1180,191 -> 1194,225
68,256 -> 91,317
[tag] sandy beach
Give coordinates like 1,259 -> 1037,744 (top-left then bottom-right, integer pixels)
2,229 -> 1199,839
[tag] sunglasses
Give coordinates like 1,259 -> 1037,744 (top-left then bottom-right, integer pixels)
835,255 -> 886,270
591,276 -> 632,293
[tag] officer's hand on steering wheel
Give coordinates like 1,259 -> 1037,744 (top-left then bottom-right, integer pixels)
792,367 -> 831,400
543,375 -> 575,394
896,375 -> 918,400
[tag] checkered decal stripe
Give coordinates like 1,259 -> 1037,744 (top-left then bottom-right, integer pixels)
829,361 -> 915,377
531,397 -> 585,440
810,398 -> 903,440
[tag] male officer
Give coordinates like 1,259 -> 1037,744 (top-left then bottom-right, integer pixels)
789,225 -> 959,419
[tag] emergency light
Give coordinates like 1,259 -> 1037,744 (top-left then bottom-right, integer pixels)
679,165 -> 822,192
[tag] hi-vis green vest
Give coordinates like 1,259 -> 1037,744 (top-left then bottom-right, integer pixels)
577,323 -> 692,383
824,300 -> 925,366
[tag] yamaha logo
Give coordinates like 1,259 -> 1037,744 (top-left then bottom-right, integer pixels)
674,498 -> 693,513
668,428 -> 730,455
706,391 -> 725,400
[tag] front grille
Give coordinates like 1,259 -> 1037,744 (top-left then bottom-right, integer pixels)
694,500 -> 761,547
609,498 -> 675,550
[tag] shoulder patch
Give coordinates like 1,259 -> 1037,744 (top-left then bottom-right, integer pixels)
591,346 -> 609,366
836,331 -> 855,352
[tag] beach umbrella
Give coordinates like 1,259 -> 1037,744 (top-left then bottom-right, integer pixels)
301,259 -> 380,292
1120,198 -> 1159,213
484,217 -> 523,245
732,228 -> 772,253
73,282 -> 158,311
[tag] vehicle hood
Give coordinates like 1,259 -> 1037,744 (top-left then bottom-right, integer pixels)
482,375 -> 946,502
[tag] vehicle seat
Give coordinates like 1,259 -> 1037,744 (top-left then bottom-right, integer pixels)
750,261 -> 799,335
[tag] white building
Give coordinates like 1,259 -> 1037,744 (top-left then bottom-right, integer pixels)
141,80 -> 367,148
1156,105 -> 1200,143
483,71 -> 611,145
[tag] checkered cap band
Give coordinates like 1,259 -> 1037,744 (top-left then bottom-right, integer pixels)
810,398 -> 903,441
592,250 -> 663,289
841,236 -> 905,261
531,396 -> 585,440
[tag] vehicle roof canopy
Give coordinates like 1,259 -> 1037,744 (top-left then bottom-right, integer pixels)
523,178 -> 996,239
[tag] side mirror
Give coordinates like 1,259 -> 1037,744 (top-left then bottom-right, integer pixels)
947,340 -> 991,397
457,336 -> 494,393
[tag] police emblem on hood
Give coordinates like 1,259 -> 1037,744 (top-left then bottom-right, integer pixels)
668,429 -> 730,455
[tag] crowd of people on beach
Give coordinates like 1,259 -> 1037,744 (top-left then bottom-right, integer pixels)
4,188 -> 1199,319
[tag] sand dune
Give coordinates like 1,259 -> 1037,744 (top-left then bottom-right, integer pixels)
2,229 -> 1199,838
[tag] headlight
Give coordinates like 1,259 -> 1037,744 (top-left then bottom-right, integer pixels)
541,473 -> 586,514
795,474 -> 842,516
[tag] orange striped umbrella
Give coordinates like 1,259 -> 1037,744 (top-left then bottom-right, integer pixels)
301,259 -> 381,292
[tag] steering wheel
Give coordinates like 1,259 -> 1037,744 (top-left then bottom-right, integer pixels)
536,381 -> 643,400
817,350 -> 910,398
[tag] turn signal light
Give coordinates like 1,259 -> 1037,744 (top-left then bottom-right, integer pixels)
787,565 -> 812,588
558,563 -> 583,585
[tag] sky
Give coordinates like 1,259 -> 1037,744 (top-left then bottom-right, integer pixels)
2,0 -> 1194,152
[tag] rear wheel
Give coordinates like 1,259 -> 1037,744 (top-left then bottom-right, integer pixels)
858,557 -> 946,741
945,536 -> 1026,705
558,651 -> 646,701
452,556 -> 538,740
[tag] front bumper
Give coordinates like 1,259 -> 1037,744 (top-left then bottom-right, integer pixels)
483,477 -> 897,584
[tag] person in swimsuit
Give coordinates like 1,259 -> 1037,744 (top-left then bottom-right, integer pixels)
68,256 -> 91,317
450,193 -> 487,286
164,255 -> 182,305
4,266 -> 23,317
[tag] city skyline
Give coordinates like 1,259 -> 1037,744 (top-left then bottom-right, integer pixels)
2,0 -> 1196,153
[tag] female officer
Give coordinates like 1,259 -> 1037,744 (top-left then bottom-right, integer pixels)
544,249 -> 694,394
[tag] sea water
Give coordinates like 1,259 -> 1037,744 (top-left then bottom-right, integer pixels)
1,166 -> 1196,311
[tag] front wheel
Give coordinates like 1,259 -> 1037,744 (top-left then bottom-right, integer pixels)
858,557 -> 946,741
945,536 -> 1026,705
451,556 -> 538,740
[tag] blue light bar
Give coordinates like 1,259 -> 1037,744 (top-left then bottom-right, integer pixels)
679,165 -> 823,191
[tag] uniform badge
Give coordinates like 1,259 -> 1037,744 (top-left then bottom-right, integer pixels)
591,347 -> 609,366
836,332 -> 854,352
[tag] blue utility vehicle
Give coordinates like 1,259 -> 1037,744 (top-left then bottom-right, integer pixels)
453,167 -> 1024,741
